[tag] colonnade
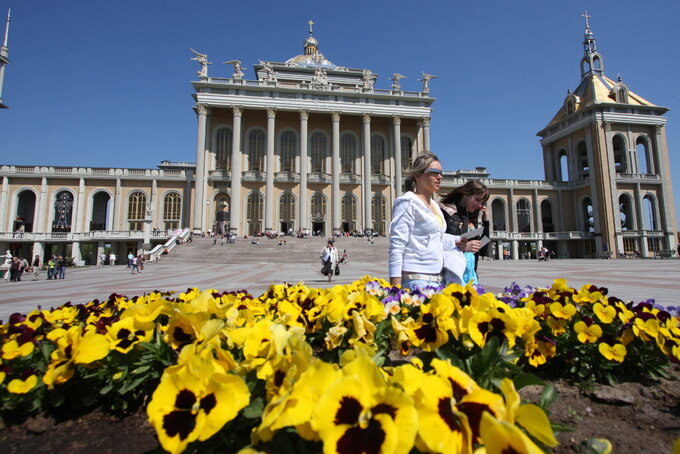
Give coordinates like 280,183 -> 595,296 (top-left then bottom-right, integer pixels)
193,104 -> 430,235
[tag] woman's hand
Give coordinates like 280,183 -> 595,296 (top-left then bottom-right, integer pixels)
390,277 -> 401,287
480,205 -> 489,222
465,239 -> 481,253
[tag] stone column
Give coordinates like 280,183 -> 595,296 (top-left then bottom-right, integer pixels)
230,107 -> 243,234
634,183 -> 649,258
393,116 -> 402,196
151,179 -> 158,229
192,103 -> 209,234
653,124 -> 677,250
422,117 -> 431,152
74,178 -> 85,233
0,176 -> 7,232
299,110 -> 309,232
362,113 -> 372,234
331,111 -> 341,235
71,241 -> 82,266
114,178 -> 122,230
34,177 -> 47,233
512,240 -> 519,260
265,108 -> 276,233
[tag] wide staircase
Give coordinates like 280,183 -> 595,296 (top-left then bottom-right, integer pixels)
158,235 -> 389,265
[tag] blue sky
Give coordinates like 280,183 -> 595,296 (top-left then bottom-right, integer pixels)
1,0 -> 679,218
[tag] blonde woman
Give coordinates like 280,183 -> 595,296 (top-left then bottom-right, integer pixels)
388,152 -> 466,290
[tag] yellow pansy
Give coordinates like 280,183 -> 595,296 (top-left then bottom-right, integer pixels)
1,339 -> 35,360
479,412 -> 544,454
8,374 -> 38,394
573,320 -> 602,344
593,303 -> 616,324
548,302 -> 577,320
598,342 -> 627,362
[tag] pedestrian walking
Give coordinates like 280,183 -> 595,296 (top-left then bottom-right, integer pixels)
32,255 -> 42,281
56,256 -> 66,279
127,252 -> 134,268
98,252 -> 107,268
109,252 -> 117,266
8,257 -> 20,282
47,256 -> 56,279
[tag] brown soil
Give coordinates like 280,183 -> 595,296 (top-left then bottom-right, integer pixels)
1,368 -> 679,454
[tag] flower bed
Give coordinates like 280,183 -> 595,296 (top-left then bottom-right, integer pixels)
1,277 -> 678,453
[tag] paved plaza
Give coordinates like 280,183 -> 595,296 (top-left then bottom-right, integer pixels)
1,236 -> 679,322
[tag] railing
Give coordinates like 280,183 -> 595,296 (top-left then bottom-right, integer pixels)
149,228 -> 191,262
0,165 -> 186,178
308,172 -> 332,184
490,231 -> 594,240
0,230 -> 172,241
616,173 -> 662,182
274,171 -> 299,183
241,170 -> 266,182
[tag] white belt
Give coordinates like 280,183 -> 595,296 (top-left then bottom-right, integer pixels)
402,273 -> 442,282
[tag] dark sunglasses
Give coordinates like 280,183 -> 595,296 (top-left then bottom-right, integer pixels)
423,168 -> 443,175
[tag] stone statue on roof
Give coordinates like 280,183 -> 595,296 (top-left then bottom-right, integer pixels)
312,67 -> 329,89
225,60 -> 244,80
362,70 -> 376,89
190,48 -> 211,78
259,60 -> 277,82
391,73 -> 406,91
420,72 -> 438,94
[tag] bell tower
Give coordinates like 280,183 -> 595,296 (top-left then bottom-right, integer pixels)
537,11 -> 676,258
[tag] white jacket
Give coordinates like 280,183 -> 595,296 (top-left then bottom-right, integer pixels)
388,192 -> 463,278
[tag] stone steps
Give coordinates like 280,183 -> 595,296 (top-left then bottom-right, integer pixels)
159,236 -> 388,265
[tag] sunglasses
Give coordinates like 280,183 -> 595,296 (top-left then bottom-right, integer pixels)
423,168 -> 443,176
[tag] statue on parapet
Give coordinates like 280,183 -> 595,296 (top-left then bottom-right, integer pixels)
362,70 -> 377,89
420,72 -> 438,94
259,60 -> 277,82
225,60 -> 244,80
190,48 -> 212,78
391,73 -> 406,91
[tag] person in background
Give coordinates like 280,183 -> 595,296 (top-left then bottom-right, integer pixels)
439,180 -> 490,286
8,257 -> 20,282
320,240 -> 339,282
32,255 -> 42,281
46,256 -> 56,279
388,151 -> 465,291
56,255 -> 66,279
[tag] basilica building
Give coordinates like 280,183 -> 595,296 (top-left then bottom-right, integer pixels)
0,18 -> 676,264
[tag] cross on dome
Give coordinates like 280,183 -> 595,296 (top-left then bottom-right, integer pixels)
581,10 -> 591,30
308,19 -> 314,34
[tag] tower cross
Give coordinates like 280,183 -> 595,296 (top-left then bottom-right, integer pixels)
308,19 -> 314,34
581,10 -> 591,29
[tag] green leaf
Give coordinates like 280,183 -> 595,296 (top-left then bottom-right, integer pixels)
99,384 -> 114,395
513,373 -> 545,390
538,383 -> 557,412
243,396 -> 264,419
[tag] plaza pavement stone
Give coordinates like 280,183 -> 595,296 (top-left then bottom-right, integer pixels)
1,236 -> 678,322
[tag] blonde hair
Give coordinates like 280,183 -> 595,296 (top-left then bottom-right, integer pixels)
404,151 -> 440,192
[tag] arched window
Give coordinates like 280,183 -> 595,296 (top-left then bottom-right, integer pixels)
310,132 -> 327,173
280,131 -> 297,173
371,135 -> 385,175
582,197 -> 594,232
311,192 -> 326,221
615,87 -> 628,103
215,128 -> 232,171
558,150 -> 569,182
248,129 -> 265,172
541,200 -> 554,232
516,199 -> 531,233
341,193 -> 356,232
127,191 -> 146,231
643,195 -> 657,230
612,135 -> 627,173
577,142 -> 589,178
618,194 -> 633,230
340,134 -> 357,174
279,192 -> 296,223
214,194 -> 230,235
371,194 -> 386,235
163,193 -> 181,231
52,190 -> 75,233
90,191 -> 110,231
400,136 -> 413,170
491,198 -> 506,231
15,190 -> 36,233
247,192 -> 264,235
636,137 -> 650,174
